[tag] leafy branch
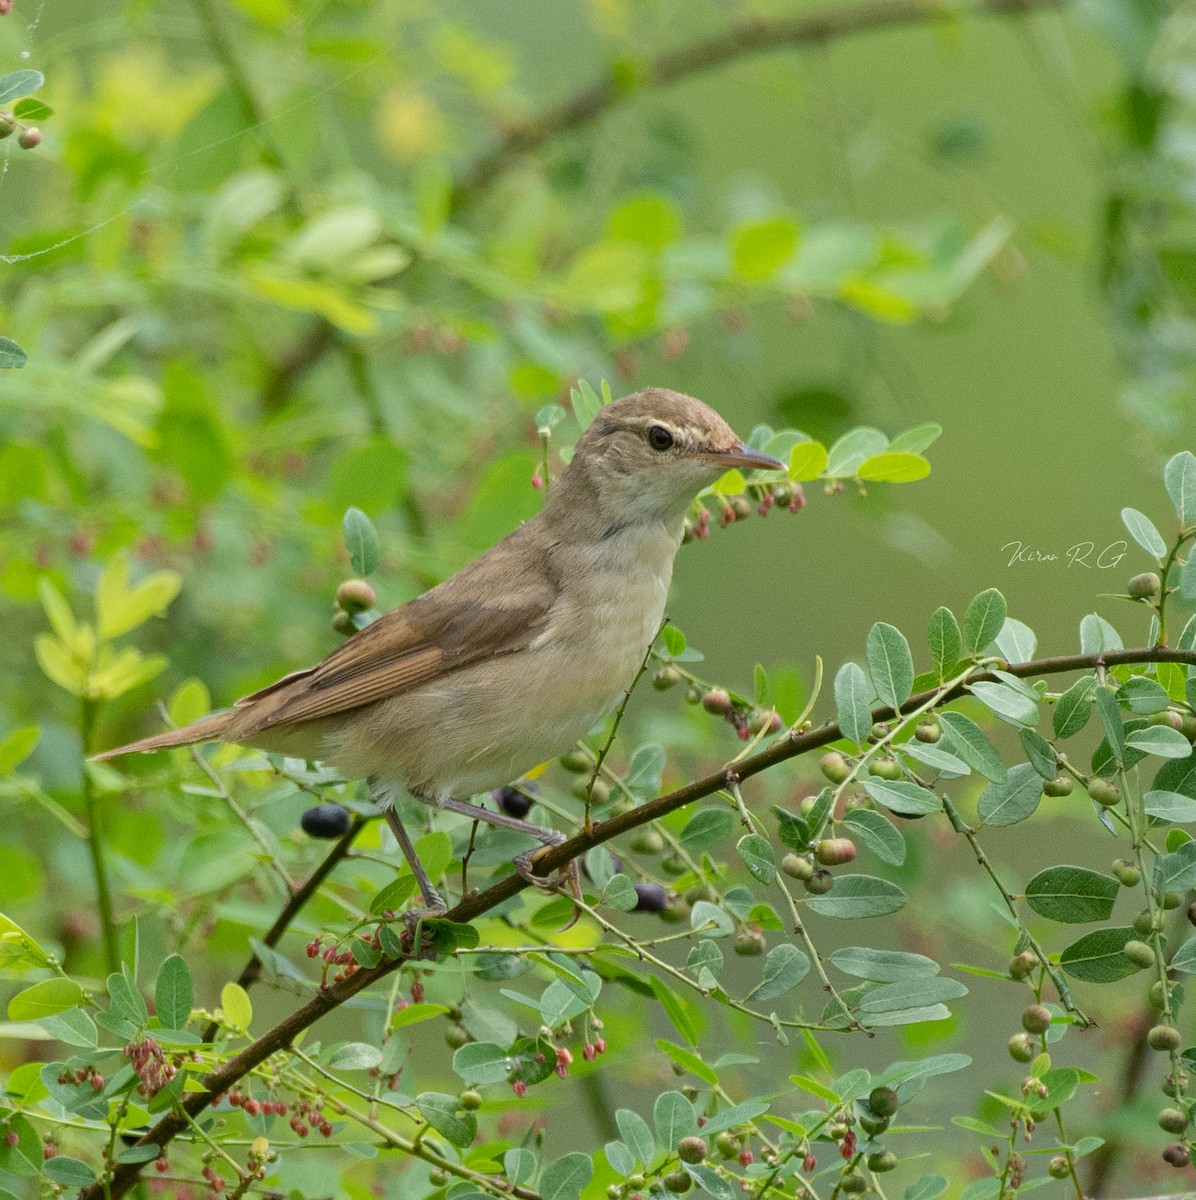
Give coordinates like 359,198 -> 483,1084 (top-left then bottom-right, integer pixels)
80,640 -> 1196,1200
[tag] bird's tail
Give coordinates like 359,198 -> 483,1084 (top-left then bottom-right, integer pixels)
89,712 -> 234,761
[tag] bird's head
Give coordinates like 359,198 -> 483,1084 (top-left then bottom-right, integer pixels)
553,387 -> 784,527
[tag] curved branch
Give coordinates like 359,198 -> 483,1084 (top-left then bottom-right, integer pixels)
86,642 -> 1196,1200
458,0 -> 1069,198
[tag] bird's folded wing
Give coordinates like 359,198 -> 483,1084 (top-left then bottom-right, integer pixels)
231,568 -> 557,736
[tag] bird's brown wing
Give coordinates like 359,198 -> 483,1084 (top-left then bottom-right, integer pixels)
229,539 -> 558,737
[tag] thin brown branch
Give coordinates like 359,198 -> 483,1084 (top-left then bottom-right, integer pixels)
199,816 -> 366,1043
458,0 -> 1069,198
84,642 -> 1196,1200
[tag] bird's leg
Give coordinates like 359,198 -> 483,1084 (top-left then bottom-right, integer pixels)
370,781 -> 447,922
438,796 -> 581,898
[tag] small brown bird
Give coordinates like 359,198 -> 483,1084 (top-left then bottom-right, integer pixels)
95,388 -> 783,912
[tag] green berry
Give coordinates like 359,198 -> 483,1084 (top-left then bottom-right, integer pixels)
867,1150 -> 898,1173
1008,1033 -> 1035,1062
1112,858 -> 1141,887
663,1169 -> 692,1193
1087,777 -> 1120,806
653,666 -> 682,690
1124,939 -> 1156,969
560,751 -> 590,774
1159,1106 -> 1189,1134
1021,1004 -> 1051,1034
630,828 -> 664,854
915,720 -> 941,743
677,1136 -> 706,1164
868,756 -> 901,780
1047,1156 -> 1069,1179
658,899 -> 689,924
460,1089 -> 482,1111
840,1172 -> 867,1195
1135,909 -> 1160,937
16,127 -> 40,150
1042,775 -> 1074,798
868,1086 -> 899,1117
1150,980 -> 1171,1011
814,838 -> 856,866
733,933 -> 764,956
444,1024 -> 470,1049
1163,890 -> 1182,910
702,688 -> 732,716
336,578 -> 376,613
331,608 -> 356,636
1128,571 -> 1161,599
715,1131 -> 738,1159
0,116 -> 13,139
819,751 -> 851,783
1148,1024 -> 1182,1051
1008,951 -> 1037,981
858,1110 -> 889,1136
804,868 -> 834,895
780,852 -> 814,881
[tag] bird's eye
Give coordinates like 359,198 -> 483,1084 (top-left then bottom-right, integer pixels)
646,425 -> 674,452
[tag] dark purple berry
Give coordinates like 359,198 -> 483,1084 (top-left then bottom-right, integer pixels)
632,883 -> 667,913
494,787 -> 533,818
301,804 -> 351,839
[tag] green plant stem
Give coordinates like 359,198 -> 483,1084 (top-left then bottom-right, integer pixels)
80,698 -> 119,977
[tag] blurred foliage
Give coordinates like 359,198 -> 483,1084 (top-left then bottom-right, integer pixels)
4,0 -> 1196,1197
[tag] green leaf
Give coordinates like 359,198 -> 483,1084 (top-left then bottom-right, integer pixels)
736,834 -> 775,884
787,440 -> 828,481
43,1156 -> 96,1188
904,1175 -> 949,1200
842,807 -> 906,865
901,740 -> 971,777
653,1090 -> 697,1149
109,970 -> 148,1027
655,1038 -> 719,1086
730,216 -> 799,281
994,618 -> 1037,664
7,978 -> 84,1021
390,1003 -> 451,1029
680,807 -> 734,853
0,337 -> 28,369
415,1092 -> 476,1148
1079,613 -> 1122,653
834,661 -> 874,745
1126,725 -> 1193,759
867,622 -> 914,709
963,588 -> 1007,655
154,955 -> 193,1030
1018,728 -> 1057,780
928,607 -> 963,683
616,1108 -> 656,1164
602,873 -> 638,911
889,423 -> 943,454
342,507 -> 379,577
863,778 -> 939,816
1180,551 -> 1196,601
938,711 -> 1007,781
13,98 -> 52,121
806,875 -> 906,918
1024,866 -> 1119,923
969,681 -> 1038,727
627,743 -> 666,797
1053,675 -> 1095,739
857,975 -> 967,1013
1170,937 -> 1196,974
452,1042 -> 513,1086
96,554 -> 182,640
746,943 -> 810,1002
648,975 -> 699,1046
977,763 -> 1041,827
1120,506 -> 1167,558
0,726 -> 39,774
220,981 -> 252,1031
327,1042 -> 383,1070
37,1007 -> 97,1048
1154,839 -> 1196,892
0,69 -> 45,104
1118,676 -> 1171,714
856,452 -> 931,482
1165,451 -> 1196,526
831,946 -> 939,981
1059,927 -> 1139,983
682,1163 -> 736,1200
1144,790 -> 1196,823
660,625 -> 686,657
690,900 -> 734,938
605,1140 -> 635,1177
826,428 -> 889,477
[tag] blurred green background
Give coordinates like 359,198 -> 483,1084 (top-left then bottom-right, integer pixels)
3,0 -> 1195,1193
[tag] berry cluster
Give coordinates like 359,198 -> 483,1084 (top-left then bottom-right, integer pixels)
682,480 -> 805,543
55,1064 -> 106,1092
124,1038 -> 175,1097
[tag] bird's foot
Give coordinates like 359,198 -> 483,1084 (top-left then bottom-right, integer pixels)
398,890 -> 448,957
514,831 -> 569,889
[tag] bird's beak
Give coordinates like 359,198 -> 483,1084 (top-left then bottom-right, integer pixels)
703,442 -> 786,472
